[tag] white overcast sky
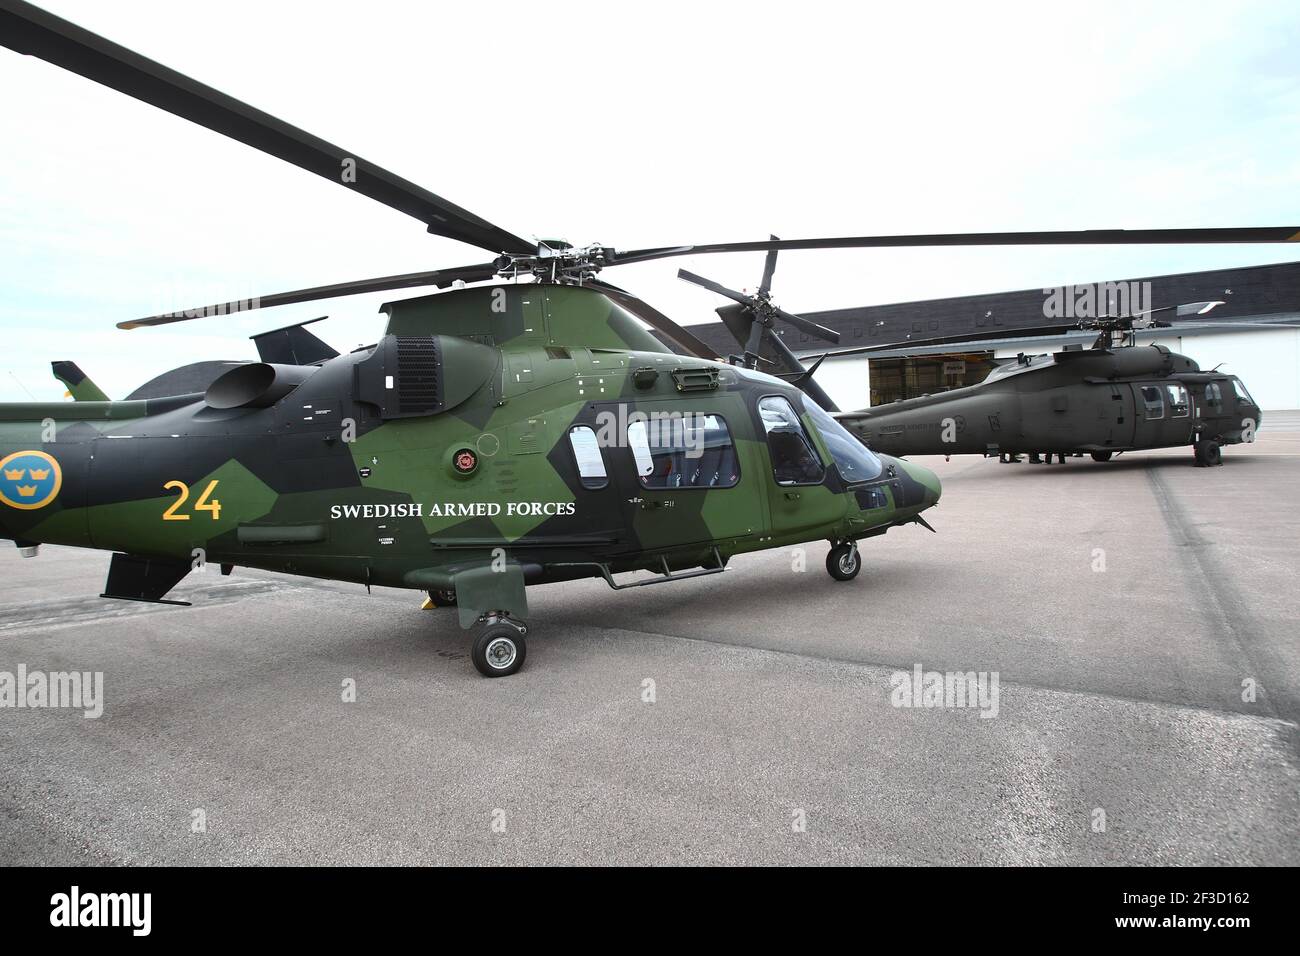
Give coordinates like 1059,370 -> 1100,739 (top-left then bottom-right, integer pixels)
1,0 -> 1298,400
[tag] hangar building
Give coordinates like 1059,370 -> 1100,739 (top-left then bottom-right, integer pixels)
680,260 -> 1300,412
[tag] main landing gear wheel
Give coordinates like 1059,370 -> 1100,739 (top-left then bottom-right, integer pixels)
472,622 -> 527,678
1091,451 -> 1113,462
1194,439 -> 1222,467
826,543 -> 861,581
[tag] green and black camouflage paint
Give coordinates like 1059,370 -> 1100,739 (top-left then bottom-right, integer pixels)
0,285 -> 940,627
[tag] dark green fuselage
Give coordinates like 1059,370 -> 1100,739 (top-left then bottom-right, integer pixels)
0,284 -> 940,626
838,345 -> 1262,459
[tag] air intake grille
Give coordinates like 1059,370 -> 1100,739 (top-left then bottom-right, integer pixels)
396,337 -> 440,414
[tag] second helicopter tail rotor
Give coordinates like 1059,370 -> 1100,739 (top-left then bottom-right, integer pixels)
676,238 -> 842,408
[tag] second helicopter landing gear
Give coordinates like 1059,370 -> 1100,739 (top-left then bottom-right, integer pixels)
1193,439 -> 1223,467
421,588 -> 458,610
471,614 -> 528,678
826,541 -> 862,581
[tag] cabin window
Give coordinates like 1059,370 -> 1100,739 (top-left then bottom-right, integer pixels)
1165,383 -> 1189,418
803,399 -> 884,484
1141,386 -> 1164,420
758,396 -> 825,485
627,414 -> 739,489
567,426 -> 608,490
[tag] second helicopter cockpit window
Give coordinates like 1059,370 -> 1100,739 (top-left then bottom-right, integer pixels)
1164,383 -> 1190,417
1141,386 -> 1164,419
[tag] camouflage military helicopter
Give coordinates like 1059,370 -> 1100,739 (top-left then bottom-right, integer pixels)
0,1 -> 1297,675
826,307 -> 1283,467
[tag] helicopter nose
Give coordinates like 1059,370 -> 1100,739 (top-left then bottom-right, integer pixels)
920,466 -> 942,508
894,458 -> 941,509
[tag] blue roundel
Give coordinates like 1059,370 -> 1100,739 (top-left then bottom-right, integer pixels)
0,450 -> 63,511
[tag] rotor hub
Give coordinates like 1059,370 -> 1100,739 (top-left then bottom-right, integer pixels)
492,243 -> 613,284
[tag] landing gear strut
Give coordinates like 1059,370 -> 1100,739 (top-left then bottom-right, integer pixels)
826,542 -> 861,581
471,615 -> 528,677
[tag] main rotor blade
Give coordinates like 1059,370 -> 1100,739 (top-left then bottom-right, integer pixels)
758,235 -> 779,297
119,262 -> 499,329
821,323 -> 1086,357
821,317 -> 1300,358
586,280 -> 719,360
676,269 -> 753,307
770,304 -> 841,344
0,0 -> 532,255
613,226 -> 1300,266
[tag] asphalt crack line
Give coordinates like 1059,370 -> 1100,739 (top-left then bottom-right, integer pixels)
582,621 -> 1298,731
1145,468 -> 1295,731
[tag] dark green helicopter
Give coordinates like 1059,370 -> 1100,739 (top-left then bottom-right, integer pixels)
820,307 -> 1285,468
676,255 -> 1290,469
1,0 -> 1297,675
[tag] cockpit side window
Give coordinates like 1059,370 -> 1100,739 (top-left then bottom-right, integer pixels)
758,396 -> 825,485
1141,385 -> 1164,420
802,399 -> 884,484
1232,377 -> 1255,405
1165,383 -> 1189,418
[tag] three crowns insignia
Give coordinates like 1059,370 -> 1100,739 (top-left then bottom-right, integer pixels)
3,464 -> 52,498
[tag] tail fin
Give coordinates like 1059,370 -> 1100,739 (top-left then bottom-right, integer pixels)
51,361 -> 110,402
250,317 -> 339,365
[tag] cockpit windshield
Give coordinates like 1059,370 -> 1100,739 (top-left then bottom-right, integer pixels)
1231,377 -> 1256,405
803,400 -> 884,484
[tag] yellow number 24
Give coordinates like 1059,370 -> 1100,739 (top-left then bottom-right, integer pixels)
162,479 -> 223,521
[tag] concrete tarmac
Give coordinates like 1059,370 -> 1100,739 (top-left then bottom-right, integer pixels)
1,432 -> 1297,865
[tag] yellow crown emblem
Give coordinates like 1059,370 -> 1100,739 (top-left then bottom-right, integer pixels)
27,468 -> 50,480
15,485 -> 37,497
3,468 -> 24,480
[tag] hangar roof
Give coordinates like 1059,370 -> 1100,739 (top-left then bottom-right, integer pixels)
667,259 -> 1300,360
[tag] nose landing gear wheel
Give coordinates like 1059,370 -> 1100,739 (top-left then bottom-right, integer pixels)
472,623 -> 527,677
826,543 -> 861,581
1090,451 -> 1112,462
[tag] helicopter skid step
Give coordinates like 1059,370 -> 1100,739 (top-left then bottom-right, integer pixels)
554,547 -> 729,591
